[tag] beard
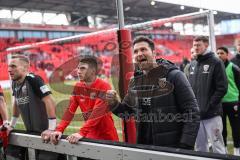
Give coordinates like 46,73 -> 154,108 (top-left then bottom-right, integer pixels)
11,74 -> 23,82
138,62 -> 154,72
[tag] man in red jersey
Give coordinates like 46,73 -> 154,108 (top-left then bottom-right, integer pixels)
51,56 -> 118,144
0,85 -> 8,128
0,85 -> 8,151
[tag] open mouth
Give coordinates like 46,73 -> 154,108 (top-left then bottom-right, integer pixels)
139,58 -> 147,63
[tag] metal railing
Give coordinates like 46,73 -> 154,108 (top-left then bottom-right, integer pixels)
8,132 -> 239,160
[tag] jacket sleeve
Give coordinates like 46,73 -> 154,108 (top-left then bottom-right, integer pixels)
171,70 -> 200,147
0,85 -> 3,96
110,79 -> 136,118
55,95 -> 79,133
183,63 -> 190,79
209,61 -> 228,107
232,64 -> 240,101
111,100 -> 135,119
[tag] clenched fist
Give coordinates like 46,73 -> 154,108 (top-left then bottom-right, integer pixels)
41,129 -> 54,143
50,131 -> 62,145
105,90 -> 118,105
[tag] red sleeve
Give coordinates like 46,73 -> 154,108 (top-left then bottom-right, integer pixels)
79,82 -> 111,136
55,85 -> 79,133
0,85 -> 3,96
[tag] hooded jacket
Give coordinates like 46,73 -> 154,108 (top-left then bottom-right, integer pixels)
231,53 -> 240,68
188,52 -> 228,120
111,59 -> 200,148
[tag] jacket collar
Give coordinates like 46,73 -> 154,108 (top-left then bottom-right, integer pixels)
224,60 -> 229,68
196,52 -> 214,62
236,54 -> 240,59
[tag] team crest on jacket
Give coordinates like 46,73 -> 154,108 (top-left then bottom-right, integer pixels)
158,78 -> 167,88
90,92 -> 96,99
203,65 -> 210,73
21,84 -> 27,95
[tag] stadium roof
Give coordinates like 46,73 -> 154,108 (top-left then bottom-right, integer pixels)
156,0 -> 240,14
0,0 -> 239,25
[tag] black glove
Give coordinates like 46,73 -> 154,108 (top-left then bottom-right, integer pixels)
178,143 -> 194,150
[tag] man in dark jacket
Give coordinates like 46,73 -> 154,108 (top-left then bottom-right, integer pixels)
187,36 -> 228,154
217,46 -> 240,155
231,38 -> 240,68
106,36 -> 200,150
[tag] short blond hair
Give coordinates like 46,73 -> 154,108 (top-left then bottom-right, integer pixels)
11,55 -> 30,66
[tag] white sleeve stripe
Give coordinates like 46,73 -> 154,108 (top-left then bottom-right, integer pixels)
40,85 -> 50,94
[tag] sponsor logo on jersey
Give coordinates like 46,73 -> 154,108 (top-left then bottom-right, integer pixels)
16,96 -> 30,105
142,97 -> 151,106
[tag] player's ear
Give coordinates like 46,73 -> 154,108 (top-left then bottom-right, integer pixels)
152,49 -> 156,58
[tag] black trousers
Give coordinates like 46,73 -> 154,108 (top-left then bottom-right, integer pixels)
222,102 -> 240,148
5,145 -> 66,160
